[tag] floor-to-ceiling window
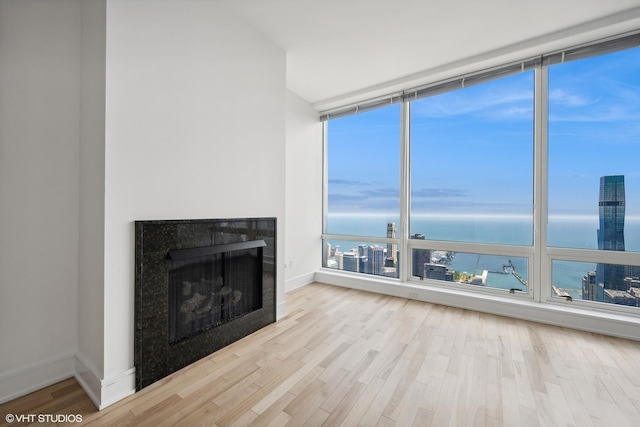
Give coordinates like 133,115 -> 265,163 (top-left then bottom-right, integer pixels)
322,31 -> 640,312
546,43 -> 640,310
408,70 -> 534,294
323,103 -> 401,278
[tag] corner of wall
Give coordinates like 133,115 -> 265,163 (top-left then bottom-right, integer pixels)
277,300 -> 288,321
285,272 -> 316,293
0,353 -> 76,405
74,355 -> 135,410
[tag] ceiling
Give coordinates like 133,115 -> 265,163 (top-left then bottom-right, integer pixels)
221,0 -> 640,111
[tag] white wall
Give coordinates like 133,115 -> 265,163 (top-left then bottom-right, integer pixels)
0,0 -> 81,401
0,0 -> 289,408
91,0 -> 287,406
285,91 -> 323,291
77,0 -> 106,396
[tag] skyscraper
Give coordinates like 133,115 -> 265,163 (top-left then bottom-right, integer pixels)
324,242 -> 331,267
582,270 -> 603,301
368,245 -> 386,276
410,233 -> 431,278
342,251 -> 359,272
596,175 -> 626,291
386,222 -> 397,265
358,244 -> 369,273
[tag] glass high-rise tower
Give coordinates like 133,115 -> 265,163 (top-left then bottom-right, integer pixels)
386,222 -> 397,264
596,175 -> 626,291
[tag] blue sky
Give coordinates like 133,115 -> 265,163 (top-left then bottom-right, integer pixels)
327,46 -> 640,221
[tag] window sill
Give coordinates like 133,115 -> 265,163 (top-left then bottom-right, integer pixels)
315,268 -> 640,341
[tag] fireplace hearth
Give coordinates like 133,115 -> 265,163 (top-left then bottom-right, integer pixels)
134,218 -> 276,390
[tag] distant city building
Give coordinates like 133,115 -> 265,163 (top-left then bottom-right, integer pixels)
358,244 -> 369,273
324,242 -> 331,267
368,245 -> 386,276
410,233 -> 430,278
470,270 -> 488,286
342,251 -> 358,272
358,244 -> 368,258
424,263 -> 453,281
582,270 -> 603,302
629,287 -> 640,306
382,267 -> 398,278
604,289 -> 636,306
358,255 -> 368,274
625,265 -> 640,279
387,222 -> 397,266
598,175 -> 626,252
625,277 -> 640,289
596,175 -> 626,291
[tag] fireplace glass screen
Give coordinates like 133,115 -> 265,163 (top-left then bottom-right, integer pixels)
168,241 -> 264,344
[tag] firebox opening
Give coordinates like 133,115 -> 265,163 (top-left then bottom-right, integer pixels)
168,240 -> 265,345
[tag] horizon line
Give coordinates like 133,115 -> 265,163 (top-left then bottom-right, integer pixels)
328,212 -> 640,221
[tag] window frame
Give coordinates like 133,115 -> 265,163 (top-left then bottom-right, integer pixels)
321,30 -> 640,316
542,45 -> 640,314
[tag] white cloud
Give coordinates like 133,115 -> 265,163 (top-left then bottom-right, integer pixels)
411,74 -> 534,119
549,106 -> 640,123
549,88 -> 598,108
413,89 -> 532,118
494,106 -> 533,119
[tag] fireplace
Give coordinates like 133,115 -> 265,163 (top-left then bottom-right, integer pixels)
134,218 -> 276,390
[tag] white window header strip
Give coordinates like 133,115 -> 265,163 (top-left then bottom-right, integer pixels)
319,93 -> 403,121
405,57 -> 540,103
543,30 -> 640,66
319,57 -> 539,121
319,29 -> 640,122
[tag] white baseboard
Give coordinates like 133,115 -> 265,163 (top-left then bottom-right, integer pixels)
74,354 -> 135,410
97,367 -> 135,409
277,272 -> 315,320
73,354 -> 101,408
285,272 -> 315,293
0,352 -> 76,404
277,300 -> 287,320
315,270 -> 640,342
0,351 -> 134,409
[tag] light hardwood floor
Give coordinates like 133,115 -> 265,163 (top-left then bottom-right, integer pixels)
3,282 -> 640,426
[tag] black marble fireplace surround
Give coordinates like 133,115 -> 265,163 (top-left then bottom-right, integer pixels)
134,218 -> 276,390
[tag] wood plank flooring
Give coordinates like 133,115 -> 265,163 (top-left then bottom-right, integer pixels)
3,282 -> 640,426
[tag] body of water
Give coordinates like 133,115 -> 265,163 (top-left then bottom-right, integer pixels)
325,215 -> 640,295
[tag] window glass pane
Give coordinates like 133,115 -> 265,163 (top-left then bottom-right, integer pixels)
326,105 -> 400,237
323,238 -> 399,279
411,247 -> 528,292
548,47 -> 640,252
410,72 -> 534,245
552,260 -> 640,308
